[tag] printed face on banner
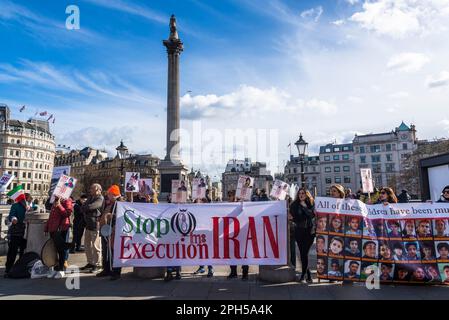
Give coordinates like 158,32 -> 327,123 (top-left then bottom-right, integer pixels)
316,235 -> 328,255
171,180 -> 187,203
379,262 -> 394,281
434,219 -> 449,238
236,176 -> 254,201
378,241 -> 393,261
345,216 -> 362,236
438,264 -> 449,283
328,258 -> 344,279
420,241 -> 436,261
269,179 -> 289,200
328,236 -> 344,257
52,175 -> 77,200
386,220 -> 402,238
192,178 -> 206,200
0,173 -> 14,192
316,257 -> 327,277
138,179 -> 153,196
362,239 -> 378,260
401,220 -> 417,238
344,237 -> 361,258
344,260 -> 361,280
425,264 -> 441,282
316,213 -> 328,233
125,172 -> 140,193
329,215 -> 344,234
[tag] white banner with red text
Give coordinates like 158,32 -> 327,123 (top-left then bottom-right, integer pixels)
113,201 -> 287,267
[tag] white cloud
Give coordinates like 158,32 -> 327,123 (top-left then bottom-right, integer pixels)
346,0 -> 360,4
426,71 -> 449,88
388,91 -> 410,99
387,52 -> 430,73
300,6 -> 323,22
350,0 -> 449,38
440,119 -> 449,133
332,19 -> 345,26
180,85 -> 337,120
347,96 -> 363,103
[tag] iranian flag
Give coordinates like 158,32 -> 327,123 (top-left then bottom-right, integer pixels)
7,185 -> 25,202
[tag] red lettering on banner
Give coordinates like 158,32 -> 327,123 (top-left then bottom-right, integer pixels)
212,217 -> 220,258
244,217 -> 260,258
132,243 -> 143,259
223,217 -> 241,259
119,236 -> 133,259
263,216 -> 279,258
142,243 -> 155,259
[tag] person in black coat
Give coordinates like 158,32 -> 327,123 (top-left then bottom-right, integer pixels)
71,194 -> 88,252
290,188 -> 316,283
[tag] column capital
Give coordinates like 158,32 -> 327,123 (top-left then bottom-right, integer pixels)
163,39 -> 184,55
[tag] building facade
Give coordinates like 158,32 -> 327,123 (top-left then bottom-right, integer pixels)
284,155 -> 322,196
0,104 -> 56,204
222,158 -> 273,199
319,143 -> 356,196
353,122 -> 417,192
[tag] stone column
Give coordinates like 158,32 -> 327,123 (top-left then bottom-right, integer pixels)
24,211 -> 50,255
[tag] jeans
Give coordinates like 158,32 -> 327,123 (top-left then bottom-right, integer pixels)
5,236 -> 27,273
101,236 -> 121,275
73,219 -> 85,249
294,227 -> 315,274
50,231 -> 68,271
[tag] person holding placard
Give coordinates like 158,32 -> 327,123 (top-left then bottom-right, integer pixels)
45,197 -> 73,279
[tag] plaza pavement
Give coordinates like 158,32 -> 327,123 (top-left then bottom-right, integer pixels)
1,246 -> 449,300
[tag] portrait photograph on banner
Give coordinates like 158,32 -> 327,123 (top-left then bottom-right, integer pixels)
171,179 -> 187,203
236,175 -> 254,201
192,177 -> 206,200
0,173 -> 14,193
270,179 -> 289,200
138,178 -> 153,197
52,175 -> 77,201
125,172 -> 140,193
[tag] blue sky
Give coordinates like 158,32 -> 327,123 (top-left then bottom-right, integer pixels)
1,0 -> 449,178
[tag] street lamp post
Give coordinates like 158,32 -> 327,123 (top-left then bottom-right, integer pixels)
294,133 -> 308,189
116,140 -> 128,195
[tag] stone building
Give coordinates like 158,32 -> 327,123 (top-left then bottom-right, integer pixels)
353,122 -> 417,192
221,158 -> 273,198
284,155 -> 322,196
0,104 -> 55,204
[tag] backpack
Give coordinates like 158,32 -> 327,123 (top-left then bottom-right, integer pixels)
8,252 -> 41,279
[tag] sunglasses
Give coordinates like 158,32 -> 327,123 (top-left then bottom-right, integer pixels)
380,191 -> 387,195
444,190 -> 449,194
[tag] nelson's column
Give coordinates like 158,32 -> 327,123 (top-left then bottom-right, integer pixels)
158,15 -> 189,201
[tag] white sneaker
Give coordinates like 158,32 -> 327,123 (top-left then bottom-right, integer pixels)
47,269 -> 57,279
54,271 -> 65,279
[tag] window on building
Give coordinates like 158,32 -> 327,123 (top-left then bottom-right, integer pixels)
343,166 -> 350,172
335,177 -> 342,183
360,156 -> 366,163
22,172 -> 26,178
325,148 -> 331,153
334,147 -> 340,152
14,161 -> 19,167
27,183 -> 31,190
324,156 -> 330,161
371,155 -> 381,163
403,143 -> 408,150
325,167 -> 331,173
344,176 -> 351,183
386,144 -> 392,151
343,146 -> 349,151
325,177 -> 332,184
334,166 -> 340,172
373,164 -> 382,173
360,146 -> 365,154
386,163 -> 395,173
370,145 -> 381,153
386,154 -> 393,162
9,161 -> 13,167
333,155 -> 340,161
342,154 -> 349,160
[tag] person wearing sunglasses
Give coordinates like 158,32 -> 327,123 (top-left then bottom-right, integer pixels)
376,187 -> 398,205
437,186 -> 449,203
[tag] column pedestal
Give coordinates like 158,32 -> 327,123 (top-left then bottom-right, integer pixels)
25,212 -> 50,255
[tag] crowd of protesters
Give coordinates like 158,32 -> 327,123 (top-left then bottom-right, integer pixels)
3,181 -> 449,283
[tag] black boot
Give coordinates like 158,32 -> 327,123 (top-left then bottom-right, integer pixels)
306,269 -> 313,283
299,272 -> 305,282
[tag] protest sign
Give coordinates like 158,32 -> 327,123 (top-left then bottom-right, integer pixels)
125,172 -> 140,193
138,179 -> 153,197
236,175 -> 254,201
113,201 -> 287,267
0,173 -> 14,193
52,175 -> 77,201
192,178 -> 207,200
171,180 -> 187,203
270,179 -> 289,200
315,197 -> 449,285
361,168 -> 374,194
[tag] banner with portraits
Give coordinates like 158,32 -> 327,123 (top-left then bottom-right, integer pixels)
113,201 -> 287,267
138,179 -> 153,197
171,180 -> 187,203
270,179 -> 289,200
315,197 -> 449,285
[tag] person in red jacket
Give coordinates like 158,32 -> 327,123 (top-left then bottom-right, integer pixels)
45,196 -> 73,279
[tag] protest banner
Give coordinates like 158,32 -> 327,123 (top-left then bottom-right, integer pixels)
0,173 -> 14,193
52,175 -> 77,201
49,166 -> 71,203
138,179 -> 153,197
113,201 -> 287,267
361,168 -> 374,194
236,175 -> 254,201
125,172 -> 140,193
192,178 -> 206,201
315,197 -> 449,285
171,180 -> 187,203
270,179 -> 289,200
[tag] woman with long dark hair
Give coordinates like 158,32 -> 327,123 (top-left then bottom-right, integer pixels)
290,188 -> 316,282
376,187 -> 398,204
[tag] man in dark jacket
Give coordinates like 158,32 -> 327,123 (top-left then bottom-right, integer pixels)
80,184 -> 104,273
397,190 -> 411,203
71,194 -> 88,252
